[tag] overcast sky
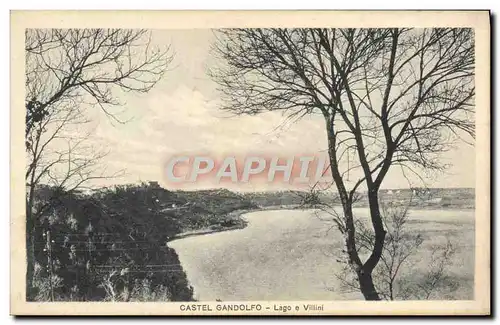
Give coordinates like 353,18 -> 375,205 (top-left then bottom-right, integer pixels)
86,29 -> 475,192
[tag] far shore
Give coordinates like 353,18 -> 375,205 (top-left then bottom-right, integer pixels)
168,203 -> 474,243
168,205 -> 296,242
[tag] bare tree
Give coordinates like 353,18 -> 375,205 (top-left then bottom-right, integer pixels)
25,29 -> 173,293
211,28 -> 474,300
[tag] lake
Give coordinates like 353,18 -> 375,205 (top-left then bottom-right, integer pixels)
169,208 -> 475,301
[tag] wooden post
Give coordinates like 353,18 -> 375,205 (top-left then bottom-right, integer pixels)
87,223 -> 94,299
88,237 -> 92,299
46,230 -> 55,301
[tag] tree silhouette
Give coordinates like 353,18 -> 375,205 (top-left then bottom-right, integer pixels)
25,29 -> 173,295
211,28 -> 474,300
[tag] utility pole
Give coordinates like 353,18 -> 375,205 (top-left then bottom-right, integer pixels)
46,229 -> 55,301
87,222 -> 94,299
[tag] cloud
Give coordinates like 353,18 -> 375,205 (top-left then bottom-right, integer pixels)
83,30 -> 474,190
89,83 -> 332,188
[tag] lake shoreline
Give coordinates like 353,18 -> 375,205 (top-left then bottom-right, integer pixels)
169,205 -> 297,242
169,203 -> 474,243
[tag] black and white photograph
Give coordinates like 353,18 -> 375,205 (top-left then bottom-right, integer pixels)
10,10 -> 491,316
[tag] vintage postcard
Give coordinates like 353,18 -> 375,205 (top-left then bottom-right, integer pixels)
10,10 -> 490,315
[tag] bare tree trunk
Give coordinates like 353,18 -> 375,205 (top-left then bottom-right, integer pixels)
358,271 -> 380,300
342,202 -> 362,269
365,190 -> 387,269
344,200 -> 382,301
358,190 -> 385,301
